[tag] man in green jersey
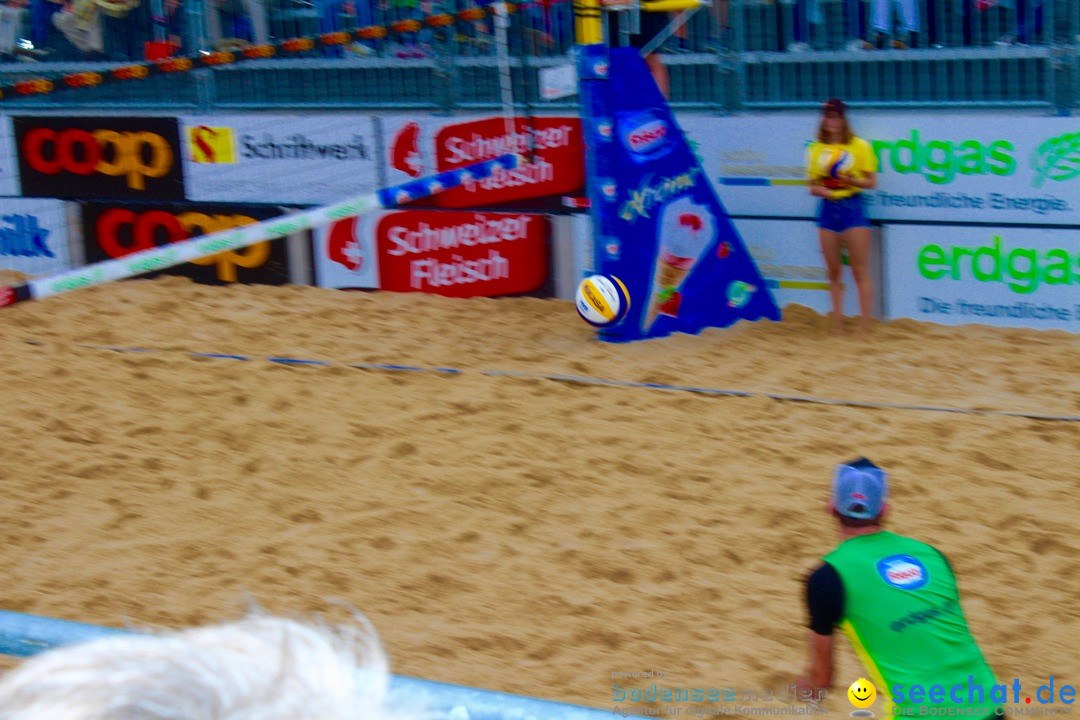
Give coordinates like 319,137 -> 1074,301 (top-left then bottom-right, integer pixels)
795,458 -> 1003,717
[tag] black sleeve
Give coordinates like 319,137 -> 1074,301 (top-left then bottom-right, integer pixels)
806,562 -> 844,636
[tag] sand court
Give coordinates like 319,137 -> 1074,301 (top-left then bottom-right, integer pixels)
0,277 -> 1078,714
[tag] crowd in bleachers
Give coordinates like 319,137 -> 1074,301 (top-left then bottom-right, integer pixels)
0,0 -> 1073,63
753,0 -> 1072,52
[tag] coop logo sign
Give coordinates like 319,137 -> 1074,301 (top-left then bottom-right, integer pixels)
620,110 -> 672,160
14,116 -> 185,200
22,128 -> 173,188
81,202 -> 293,286
93,207 -> 266,282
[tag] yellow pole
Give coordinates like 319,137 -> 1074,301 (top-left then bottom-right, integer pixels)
573,0 -> 603,45
641,0 -> 700,10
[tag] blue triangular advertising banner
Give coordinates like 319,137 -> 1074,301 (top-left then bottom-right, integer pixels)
577,44 -> 781,342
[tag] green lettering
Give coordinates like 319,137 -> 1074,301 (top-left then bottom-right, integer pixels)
918,244 -> 949,279
1006,248 -> 1038,293
972,236 -> 1003,281
198,237 -> 232,254
267,218 -> 310,237
987,141 -> 1016,176
952,246 -> 973,280
51,275 -> 92,292
328,201 -> 366,219
956,140 -> 985,174
923,140 -> 954,184
202,231 -> 243,251
127,249 -> 178,275
1043,249 -> 1071,285
871,139 -> 894,171
873,134 -> 1016,183
129,257 -> 159,273
893,130 -> 919,173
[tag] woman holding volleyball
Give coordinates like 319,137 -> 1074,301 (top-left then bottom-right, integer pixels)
806,99 -> 877,336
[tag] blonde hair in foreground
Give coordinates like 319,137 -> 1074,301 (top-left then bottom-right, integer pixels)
0,614 -> 421,720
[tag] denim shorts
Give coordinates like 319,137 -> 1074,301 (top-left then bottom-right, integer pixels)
817,193 -> 870,233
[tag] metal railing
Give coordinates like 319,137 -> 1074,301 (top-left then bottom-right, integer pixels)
0,0 -> 1074,111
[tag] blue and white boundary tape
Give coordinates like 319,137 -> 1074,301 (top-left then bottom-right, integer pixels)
0,154 -> 520,309
17,340 -> 1080,422
0,609 -> 609,720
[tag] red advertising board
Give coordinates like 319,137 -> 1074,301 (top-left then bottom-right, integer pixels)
376,210 -> 548,297
426,117 -> 584,208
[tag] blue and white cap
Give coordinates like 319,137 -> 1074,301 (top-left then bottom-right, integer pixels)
832,458 -> 887,519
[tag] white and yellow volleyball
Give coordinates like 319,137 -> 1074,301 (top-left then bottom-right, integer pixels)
576,274 -> 630,327
820,147 -> 855,178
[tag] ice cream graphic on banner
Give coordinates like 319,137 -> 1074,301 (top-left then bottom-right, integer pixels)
646,197 -> 716,330
577,44 -> 779,342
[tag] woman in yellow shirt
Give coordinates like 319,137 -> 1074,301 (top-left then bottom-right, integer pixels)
806,99 -> 877,336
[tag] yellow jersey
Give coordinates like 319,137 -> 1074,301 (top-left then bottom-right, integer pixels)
806,136 -> 877,200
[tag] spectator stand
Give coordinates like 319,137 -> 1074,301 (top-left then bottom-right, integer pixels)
0,0 -> 1072,111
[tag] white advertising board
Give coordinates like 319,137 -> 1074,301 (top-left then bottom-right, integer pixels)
312,212 -> 380,290
0,115 -> 20,197
884,224 -> 1080,332
734,218 -> 861,317
180,115 -> 379,205
0,197 -> 71,277
680,114 -> 1080,225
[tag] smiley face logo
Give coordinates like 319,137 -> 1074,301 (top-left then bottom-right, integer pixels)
848,678 -> 877,711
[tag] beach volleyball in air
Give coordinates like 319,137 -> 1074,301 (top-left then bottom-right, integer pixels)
576,274 -> 630,327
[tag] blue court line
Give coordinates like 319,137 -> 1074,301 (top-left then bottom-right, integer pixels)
350,362 -> 461,374
192,352 -> 250,360
16,339 -> 1080,423
268,357 -> 331,366
100,346 -> 157,353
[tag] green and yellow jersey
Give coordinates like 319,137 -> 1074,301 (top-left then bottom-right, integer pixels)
808,531 -> 1000,716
